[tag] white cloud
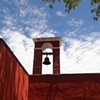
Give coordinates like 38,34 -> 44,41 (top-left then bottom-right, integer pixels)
61,32 -> 100,73
1,29 -> 100,74
13,0 -> 27,6
56,11 -> 67,17
1,29 -> 34,74
30,29 -> 56,38
67,18 -> 84,27
1,0 -> 49,34
0,0 -> 57,74
0,28 -> 56,74
64,29 -> 79,37
2,15 -> 14,27
0,35 -> 2,38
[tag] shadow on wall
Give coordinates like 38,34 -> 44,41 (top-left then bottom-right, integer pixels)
29,73 -> 100,100
0,39 -> 29,100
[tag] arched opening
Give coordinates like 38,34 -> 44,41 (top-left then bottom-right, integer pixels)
33,37 -> 61,75
42,43 -> 53,74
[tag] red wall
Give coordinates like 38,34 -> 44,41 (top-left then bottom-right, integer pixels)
29,74 -> 100,100
0,39 -> 29,100
1,38 -> 100,100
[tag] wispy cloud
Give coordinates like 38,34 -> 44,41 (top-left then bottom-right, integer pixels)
67,18 -> 84,27
61,32 -> 100,73
1,30 -> 100,74
0,0 -> 57,74
0,0 -> 50,34
56,11 -> 67,17
1,29 -> 33,74
64,29 -> 80,37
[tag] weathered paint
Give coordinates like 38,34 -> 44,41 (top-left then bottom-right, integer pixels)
0,39 -> 29,100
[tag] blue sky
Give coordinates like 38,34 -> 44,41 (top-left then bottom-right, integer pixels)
0,0 -> 100,74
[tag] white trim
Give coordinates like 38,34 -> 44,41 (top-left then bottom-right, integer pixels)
33,37 -> 62,46
34,47 -> 60,50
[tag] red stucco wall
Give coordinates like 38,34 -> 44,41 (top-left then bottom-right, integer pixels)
1,38 -> 100,100
29,74 -> 100,100
0,39 -> 29,100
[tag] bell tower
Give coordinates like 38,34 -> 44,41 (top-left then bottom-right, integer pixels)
33,37 -> 61,75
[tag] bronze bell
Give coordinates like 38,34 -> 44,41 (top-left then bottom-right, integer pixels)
43,56 -> 51,65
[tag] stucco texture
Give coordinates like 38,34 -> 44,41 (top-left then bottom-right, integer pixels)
0,39 -> 29,100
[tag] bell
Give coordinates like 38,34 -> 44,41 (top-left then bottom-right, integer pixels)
43,56 -> 51,65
